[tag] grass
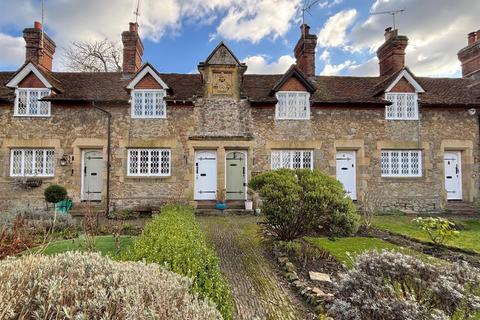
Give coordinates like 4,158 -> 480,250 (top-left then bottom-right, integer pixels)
305,236 -> 438,268
34,235 -> 135,257
373,215 -> 480,253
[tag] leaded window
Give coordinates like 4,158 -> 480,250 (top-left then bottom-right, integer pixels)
271,150 -> 313,170
131,90 -> 166,118
275,91 -> 310,119
14,89 -> 51,117
385,93 -> 418,120
381,150 -> 422,177
127,148 -> 171,176
10,149 -> 54,177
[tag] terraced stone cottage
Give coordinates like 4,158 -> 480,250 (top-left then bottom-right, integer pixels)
0,21 -> 479,214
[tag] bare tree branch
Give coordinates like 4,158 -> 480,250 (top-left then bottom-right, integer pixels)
62,39 -> 122,72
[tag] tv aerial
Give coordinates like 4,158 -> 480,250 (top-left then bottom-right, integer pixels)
301,0 -> 322,26
370,8 -> 406,30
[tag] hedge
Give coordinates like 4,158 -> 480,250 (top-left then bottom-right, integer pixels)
120,204 -> 233,319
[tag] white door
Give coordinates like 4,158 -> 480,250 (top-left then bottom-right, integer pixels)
225,151 -> 247,200
82,150 -> 103,201
336,151 -> 357,200
195,151 -> 217,200
444,151 -> 462,200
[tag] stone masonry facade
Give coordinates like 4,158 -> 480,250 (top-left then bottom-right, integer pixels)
0,22 -> 480,213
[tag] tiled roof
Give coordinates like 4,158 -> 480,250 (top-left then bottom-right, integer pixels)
1,69 -> 479,106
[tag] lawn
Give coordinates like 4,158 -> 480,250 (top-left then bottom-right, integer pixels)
305,236 -> 437,268
373,215 -> 480,253
33,235 -> 135,257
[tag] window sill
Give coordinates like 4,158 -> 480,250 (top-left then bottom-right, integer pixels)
385,118 -> 419,121
131,117 -> 167,119
275,118 -> 311,121
9,176 -> 55,180
381,176 -> 424,182
125,175 -> 174,182
13,115 -> 51,118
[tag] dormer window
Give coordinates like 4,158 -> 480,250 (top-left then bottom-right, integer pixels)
14,88 -> 51,117
131,89 -> 166,118
275,91 -> 310,120
385,93 -> 418,120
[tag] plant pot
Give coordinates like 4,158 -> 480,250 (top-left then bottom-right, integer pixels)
245,200 -> 253,210
215,202 -> 228,210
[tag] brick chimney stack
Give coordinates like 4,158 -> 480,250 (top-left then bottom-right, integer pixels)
23,21 -> 56,71
294,24 -> 318,78
377,28 -> 408,77
458,29 -> 480,80
122,22 -> 144,73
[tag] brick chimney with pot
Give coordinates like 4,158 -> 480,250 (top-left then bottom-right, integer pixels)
458,29 -> 480,79
122,22 -> 144,73
23,21 -> 56,71
377,27 -> 408,77
294,24 -> 318,78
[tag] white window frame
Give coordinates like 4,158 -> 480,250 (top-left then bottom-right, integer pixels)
275,91 -> 310,120
385,92 -> 419,120
270,150 -> 313,170
127,148 -> 171,177
381,150 -> 422,177
14,88 -> 51,117
131,89 -> 167,119
10,149 -> 55,177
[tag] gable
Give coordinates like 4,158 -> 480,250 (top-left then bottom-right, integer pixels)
385,69 -> 425,93
278,77 -> 308,92
6,62 -> 52,89
134,73 -> 163,90
18,72 -> 47,88
126,64 -> 169,90
206,43 -> 241,66
389,77 -> 415,93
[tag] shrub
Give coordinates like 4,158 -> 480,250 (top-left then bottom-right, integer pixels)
0,252 -> 222,319
21,209 -> 78,235
249,169 -> 360,240
121,204 -> 233,319
0,215 -> 33,259
107,208 -> 138,220
413,217 -> 460,245
44,184 -> 67,203
328,250 -> 480,320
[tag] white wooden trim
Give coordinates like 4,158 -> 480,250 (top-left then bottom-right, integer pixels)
275,91 -> 311,120
14,88 -> 51,117
126,148 -> 171,177
126,65 -> 169,90
130,89 -> 167,119
10,148 -> 55,177
385,69 -> 425,93
6,62 -> 52,89
381,150 -> 423,177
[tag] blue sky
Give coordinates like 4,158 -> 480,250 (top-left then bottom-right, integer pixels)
0,0 -> 478,77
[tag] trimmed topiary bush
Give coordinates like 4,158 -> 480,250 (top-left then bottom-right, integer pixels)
0,252 -> 222,319
329,250 -> 480,320
249,169 -> 360,240
44,184 -> 67,204
121,204 -> 233,319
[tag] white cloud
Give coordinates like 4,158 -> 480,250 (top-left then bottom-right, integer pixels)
216,0 -> 301,43
344,0 -> 480,77
321,60 -> 354,75
319,0 -> 344,9
0,0 -> 302,69
319,49 -> 330,62
243,54 -> 295,74
0,33 -> 24,67
317,9 -> 357,47
346,58 -> 378,76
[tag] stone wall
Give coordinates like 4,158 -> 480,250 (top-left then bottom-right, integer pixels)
0,96 -> 478,213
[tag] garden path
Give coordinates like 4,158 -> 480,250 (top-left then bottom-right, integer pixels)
197,215 -> 315,320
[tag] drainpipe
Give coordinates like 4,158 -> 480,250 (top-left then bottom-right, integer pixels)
91,101 -> 112,220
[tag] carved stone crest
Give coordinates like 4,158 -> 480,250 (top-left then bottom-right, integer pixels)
212,72 -> 233,95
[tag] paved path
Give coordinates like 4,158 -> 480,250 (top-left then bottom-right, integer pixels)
197,215 -> 314,320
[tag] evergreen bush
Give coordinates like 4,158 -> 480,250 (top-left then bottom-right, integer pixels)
44,184 -> 67,203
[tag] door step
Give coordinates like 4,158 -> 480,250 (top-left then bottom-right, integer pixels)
69,202 -> 106,217
195,209 -> 254,216
445,201 -> 480,215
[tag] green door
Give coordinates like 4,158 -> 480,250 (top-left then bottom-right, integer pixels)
226,151 -> 246,200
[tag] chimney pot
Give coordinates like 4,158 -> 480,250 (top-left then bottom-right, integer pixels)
468,32 -> 477,45
476,30 -> 480,41
34,21 -> 42,30
129,22 -> 138,33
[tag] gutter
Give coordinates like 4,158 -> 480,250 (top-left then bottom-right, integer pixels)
91,101 -> 112,222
